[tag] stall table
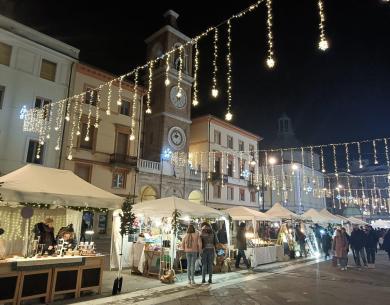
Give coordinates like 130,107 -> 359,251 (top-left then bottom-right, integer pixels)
0,255 -> 104,305
246,246 -> 278,267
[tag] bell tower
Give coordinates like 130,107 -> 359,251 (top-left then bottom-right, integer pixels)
142,10 -> 193,161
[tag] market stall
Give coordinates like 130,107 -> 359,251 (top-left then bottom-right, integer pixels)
111,197 -> 228,278
348,216 -> 369,226
301,208 -> 334,225
225,206 -> 282,266
0,164 -> 123,304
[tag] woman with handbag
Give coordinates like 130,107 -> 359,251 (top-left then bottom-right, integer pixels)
332,229 -> 349,271
181,224 -> 202,285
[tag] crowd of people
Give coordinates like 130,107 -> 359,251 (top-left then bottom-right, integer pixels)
320,224 -> 390,271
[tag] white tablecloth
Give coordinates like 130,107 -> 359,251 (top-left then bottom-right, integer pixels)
246,246 -> 277,267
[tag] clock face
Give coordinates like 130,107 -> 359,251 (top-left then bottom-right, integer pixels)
170,86 -> 187,109
168,127 -> 186,151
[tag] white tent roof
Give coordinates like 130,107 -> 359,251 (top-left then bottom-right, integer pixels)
0,164 -> 123,209
371,219 -> 390,229
226,206 -> 278,221
132,196 -> 226,218
319,209 -> 344,224
302,208 -> 333,224
265,203 -> 300,219
348,216 -> 369,225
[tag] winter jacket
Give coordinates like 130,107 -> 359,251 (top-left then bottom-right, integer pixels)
365,230 -> 378,248
383,230 -> 390,252
200,228 -> 218,250
181,232 -> 202,253
321,234 -> 332,251
332,235 -> 348,258
33,222 -> 56,248
236,228 -> 247,250
350,229 -> 366,250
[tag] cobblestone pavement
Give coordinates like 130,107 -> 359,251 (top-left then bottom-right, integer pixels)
64,252 -> 390,305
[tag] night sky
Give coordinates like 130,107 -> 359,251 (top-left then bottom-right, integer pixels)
2,0 -> 390,148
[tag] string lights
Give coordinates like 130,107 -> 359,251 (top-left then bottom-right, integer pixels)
225,20 -> 233,121
176,46 -> 184,100
84,91 -> 93,142
320,146 -> 326,173
357,142 -> 363,169
317,0 -> 329,51
165,53 -> 171,86
94,88 -> 101,128
117,76 -> 124,106
130,69 -> 139,141
373,140 -> 379,164
106,80 -> 113,115
345,144 -> 350,172
192,42 -> 200,107
145,61 -> 154,114
211,28 -> 219,98
67,95 -> 80,159
265,0 -> 275,68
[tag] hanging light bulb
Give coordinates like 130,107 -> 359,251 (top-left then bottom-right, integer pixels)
266,57 -> 275,68
146,108 -> 152,114
129,133 -> 135,141
176,90 -> 182,99
36,154 -> 40,159
46,134 -> 50,139
55,145 -> 60,151
54,127 -> 59,131
85,135 -> 90,142
165,78 -> 170,86
76,130 -> 81,136
106,109 -> 111,115
67,154 -> 73,160
94,123 -> 99,128
319,39 -> 329,51
192,99 -> 199,106
65,115 -> 70,122
39,140 -> 44,145
225,111 -> 233,121
211,88 -> 219,98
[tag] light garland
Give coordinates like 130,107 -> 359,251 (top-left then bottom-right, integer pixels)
117,76 -> 124,106
145,61 -> 154,114
165,53 -> 171,86
317,0 -> 329,51
225,20 -> 233,122
75,94 -> 84,137
54,100 -> 65,154
106,80 -> 113,115
345,144 -> 350,172
265,0 -> 275,68
45,103 -> 54,140
211,28 -> 219,98
357,142 -> 363,169
320,146 -> 326,173
192,42 -> 200,106
384,138 -> 390,168
332,145 -> 338,176
95,87 -> 101,128
176,46 -> 184,100
67,95 -> 80,159
373,140 -> 379,164
130,69 -> 139,141
84,91 -> 93,142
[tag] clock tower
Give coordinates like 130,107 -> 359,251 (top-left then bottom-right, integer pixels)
142,10 -> 193,161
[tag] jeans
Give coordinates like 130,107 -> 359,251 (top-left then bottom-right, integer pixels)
352,248 -> 367,266
365,247 -> 376,264
235,249 -> 249,267
186,252 -> 197,281
201,249 -> 214,282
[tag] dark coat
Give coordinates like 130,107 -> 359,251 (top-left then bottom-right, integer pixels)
236,228 -> 247,250
200,227 -> 218,250
33,222 -> 56,248
365,230 -> 378,248
350,229 -> 366,250
383,230 -> 390,252
321,234 -> 332,251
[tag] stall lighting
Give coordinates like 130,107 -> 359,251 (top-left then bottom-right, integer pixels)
85,230 -> 94,235
245,232 -> 254,239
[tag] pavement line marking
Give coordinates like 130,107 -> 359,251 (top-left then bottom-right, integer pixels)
73,258 -> 324,305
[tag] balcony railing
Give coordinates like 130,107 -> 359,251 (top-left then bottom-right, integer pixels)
138,159 -> 161,174
207,172 -> 228,185
109,154 -> 138,168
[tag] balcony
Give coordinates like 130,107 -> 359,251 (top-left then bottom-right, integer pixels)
109,154 -> 138,169
138,159 -> 161,174
207,172 -> 228,185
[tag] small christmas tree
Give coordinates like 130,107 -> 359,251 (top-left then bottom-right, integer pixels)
119,194 -> 136,236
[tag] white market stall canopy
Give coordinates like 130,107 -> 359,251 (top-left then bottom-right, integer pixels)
302,208 -> 334,224
371,219 -> 390,229
132,196 -> 226,218
226,206 -> 279,222
319,209 -> 344,224
0,164 -> 123,209
348,216 -> 369,226
265,203 -> 300,219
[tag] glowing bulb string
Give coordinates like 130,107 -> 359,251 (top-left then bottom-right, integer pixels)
265,0 -> 275,68
84,91 -> 93,142
130,69 -> 139,141
67,95 -> 80,158
225,19 -> 233,121
176,46 -> 184,99
106,80 -> 113,115
345,144 -> 350,173
373,140 -> 379,164
94,87 -> 101,128
192,41 -> 200,106
211,28 -> 219,98
317,0 -> 329,51
165,53 -> 171,87
145,61 -> 154,114
75,94 -> 84,137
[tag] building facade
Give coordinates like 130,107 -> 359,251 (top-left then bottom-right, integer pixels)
0,14 -> 79,175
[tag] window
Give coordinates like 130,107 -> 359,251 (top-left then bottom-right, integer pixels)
26,140 -> 43,164
227,135 -> 233,149
115,132 -> 128,155
239,189 -> 245,201
250,192 -> 256,203
213,185 -> 221,199
74,163 -> 92,182
40,59 -> 57,81
227,187 -> 234,201
119,100 -> 133,117
35,97 -> 51,119
0,42 -> 12,66
239,140 -> 244,152
214,130 -> 221,145
249,144 -> 255,152
112,171 -> 126,188
239,158 -> 246,179
0,85 -> 4,109
85,87 -> 98,106
215,156 -> 221,174
80,123 -> 95,150
227,159 -> 233,177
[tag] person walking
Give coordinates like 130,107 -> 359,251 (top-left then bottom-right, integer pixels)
321,229 -> 332,259
235,222 -> 250,269
295,225 -> 307,258
181,224 -> 202,285
349,225 -> 367,267
200,222 -> 218,284
332,229 -> 349,271
365,225 -> 378,268
383,229 -> 390,261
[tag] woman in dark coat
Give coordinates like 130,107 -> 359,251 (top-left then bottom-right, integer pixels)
321,229 -> 332,259
383,229 -> 390,260
33,217 -> 56,254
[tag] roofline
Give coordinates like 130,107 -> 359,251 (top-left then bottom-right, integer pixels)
145,24 -> 191,44
0,14 -> 80,59
192,114 -> 263,141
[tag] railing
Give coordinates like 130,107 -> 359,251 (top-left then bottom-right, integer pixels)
138,159 -> 161,174
109,154 -> 137,167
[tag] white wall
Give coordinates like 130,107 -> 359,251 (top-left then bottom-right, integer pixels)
0,28 -> 77,174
